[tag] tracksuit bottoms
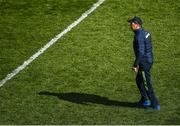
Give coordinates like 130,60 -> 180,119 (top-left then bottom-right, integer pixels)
136,63 -> 159,107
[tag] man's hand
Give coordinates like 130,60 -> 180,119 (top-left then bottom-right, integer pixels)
132,65 -> 139,73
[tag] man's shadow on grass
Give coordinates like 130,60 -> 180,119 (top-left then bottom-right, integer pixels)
38,91 -> 140,108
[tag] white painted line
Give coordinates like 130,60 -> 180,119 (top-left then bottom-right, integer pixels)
0,0 -> 106,87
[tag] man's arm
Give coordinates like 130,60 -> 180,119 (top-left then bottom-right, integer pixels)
133,33 -> 145,67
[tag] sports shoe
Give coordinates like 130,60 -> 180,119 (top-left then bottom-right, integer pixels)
136,99 -> 151,108
142,100 -> 151,107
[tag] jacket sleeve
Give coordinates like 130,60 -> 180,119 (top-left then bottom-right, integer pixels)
134,33 -> 145,67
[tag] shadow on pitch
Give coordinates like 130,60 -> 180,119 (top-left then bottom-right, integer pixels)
38,91 -> 140,108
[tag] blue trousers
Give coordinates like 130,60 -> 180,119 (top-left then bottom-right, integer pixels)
136,63 -> 159,107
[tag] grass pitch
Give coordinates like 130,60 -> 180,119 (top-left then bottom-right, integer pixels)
0,0 -> 180,124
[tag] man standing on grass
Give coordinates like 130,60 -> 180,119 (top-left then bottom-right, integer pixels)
128,16 -> 160,110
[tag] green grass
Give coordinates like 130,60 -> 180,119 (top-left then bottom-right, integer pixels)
0,0 -> 180,124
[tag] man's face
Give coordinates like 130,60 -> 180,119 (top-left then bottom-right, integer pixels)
130,22 -> 139,31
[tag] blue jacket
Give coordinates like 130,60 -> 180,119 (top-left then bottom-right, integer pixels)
133,28 -> 154,67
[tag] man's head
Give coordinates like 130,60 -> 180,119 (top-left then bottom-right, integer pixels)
128,16 -> 142,31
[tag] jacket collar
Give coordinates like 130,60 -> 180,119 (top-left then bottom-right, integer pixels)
134,27 -> 142,34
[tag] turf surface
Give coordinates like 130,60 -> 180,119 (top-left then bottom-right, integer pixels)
0,0 -> 180,124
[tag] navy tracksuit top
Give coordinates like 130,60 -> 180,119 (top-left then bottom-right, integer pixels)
133,28 -> 154,67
